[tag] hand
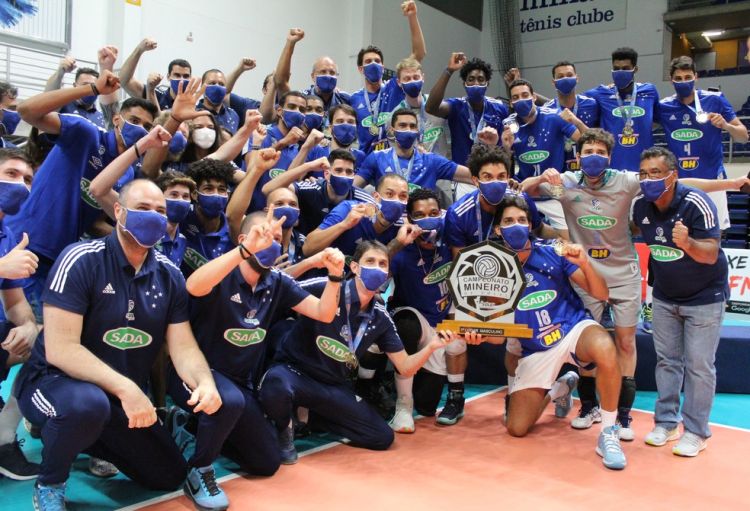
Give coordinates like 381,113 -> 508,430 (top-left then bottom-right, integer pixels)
171,78 -> 207,122
251,123 -> 268,146
146,72 -> 163,91
240,109 -> 263,135
59,56 -> 76,73
309,156 -> 330,173
187,382 -> 222,415
255,148 -> 281,172
429,330 -> 457,350
401,0 -> 417,16
504,68 -> 521,86
708,112 -> 728,130
501,126 -> 515,150
730,175 -> 750,191
447,52 -> 466,72
139,125 -> 171,152
507,179 -> 521,192
138,38 -> 158,53
120,383 -> 157,428
1,322 -> 38,358
242,206 -> 285,254
344,203 -> 372,228
274,253 -> 292,270
562,243 -> 588,267
462,329 -> 485,345
287,28 -> 305,43
559,108 -> 578,124
97,46 -> 118,70
477,126 -> 499,146
0,233 -> 39,279
304,128 -> 325,148
94,69 -> 121,96
321,247 -> 345,275
396,223 -> 423,246
282,126 -> 305,146
238,57 -> 256,71
672,220 -> 690,249
542,167 -> 562,186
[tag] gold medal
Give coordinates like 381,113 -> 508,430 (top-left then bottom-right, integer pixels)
369,124 -> 379,136
564,139 -> 573,153
345,351 -> 359,370
622,124 -> 634,136
552,239 -> 568,257
549,185 -> 564,199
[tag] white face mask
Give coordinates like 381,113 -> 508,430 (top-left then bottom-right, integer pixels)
192,127 -> 216,149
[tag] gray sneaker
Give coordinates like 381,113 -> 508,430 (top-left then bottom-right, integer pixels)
553,371 -> 579,419
644,426 -> 680,447
88,457 -> 118,478
571,406 -> 601,429
672,431 -> 707,457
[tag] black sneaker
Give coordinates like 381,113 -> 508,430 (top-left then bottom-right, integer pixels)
278,425 -> 298,465
436,390 -> 465,426
601,303 -> 615,330
0,438 -> 40,480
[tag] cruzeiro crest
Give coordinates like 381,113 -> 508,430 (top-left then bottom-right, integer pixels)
447,240 -> 526,321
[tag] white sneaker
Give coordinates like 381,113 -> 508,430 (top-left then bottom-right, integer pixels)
571,406 -> 601,429
389,397 -> 415,434
672,431 -> 707,457
617,415 -> 635,441
644,426 -> 680,447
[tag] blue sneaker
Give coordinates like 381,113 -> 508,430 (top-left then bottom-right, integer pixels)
553,371 -> 579,418
183,466 -> 228,511
600,303 -> 615,330
167,406 -> 194,455
278,425 -> 298,465
596,425 -> 627,470
640,302 -> 653,334
33,482 -> 66,511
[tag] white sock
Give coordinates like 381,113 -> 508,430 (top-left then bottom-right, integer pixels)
296,407 -> 309,424
547,380 -> 568,401
357,367 -> 376,379
447,373 -> 464,384
0,396 -> 22,446
394,374 -> 413,401
507,375 -> 515,393
600,409 -> 617,431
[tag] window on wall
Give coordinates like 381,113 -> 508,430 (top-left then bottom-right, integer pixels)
0,0 -> 71,52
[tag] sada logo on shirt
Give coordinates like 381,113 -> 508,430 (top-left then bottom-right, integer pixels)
612,106 -> 645,118
224,328 -> 266,347
576,215 -> 617,230
423,263 -> 452,285
517,290 -> 557,311
103,327 -> 153,350
518,150 -> 549,165
316,335 -> 352,363
649,245 -> 684,262
671,128 -> 703,142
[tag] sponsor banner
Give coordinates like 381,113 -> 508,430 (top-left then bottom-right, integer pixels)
519,0 -> 627,42
726,248 -> 750,315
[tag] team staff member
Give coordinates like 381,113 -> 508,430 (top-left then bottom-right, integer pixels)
169,208 -> 345,510
259,240 -> 457,463
350,0 -> 426,154
585,47 -> 659,172
657,56 -> 748,229
466,195 -> 627,470
197,69 -> 240,137
633,147 -> 729,457
14,180 -> 221,511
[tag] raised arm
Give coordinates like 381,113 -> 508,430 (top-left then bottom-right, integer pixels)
672,221 -> 720,265
262,157 -> 329,196
225,57 -> 257,94
402,1 -> 426,62
97,46 -> 120,106
425,52 -> 465,118
303,204 -> 371,256
565,244 -> 609,302
286,128 -> 324,171
118,38 -> 157,98
45,56 -> 76,92
208,109 -> 262,163
274,29 -> 304,95
259,76 -> 278,124
292,248 -> 345,323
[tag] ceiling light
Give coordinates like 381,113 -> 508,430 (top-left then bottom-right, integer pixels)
701,30 -> 724,37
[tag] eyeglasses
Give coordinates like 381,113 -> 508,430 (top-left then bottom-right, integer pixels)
638,169 -> 672,180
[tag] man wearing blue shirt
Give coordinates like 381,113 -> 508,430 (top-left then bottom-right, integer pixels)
355,109 -> 472,192
350,1 -> 426,154
633,147 -> 728,458
14,179 -> 222,510
0,82 -> 19,139
196,69 -> 240,137
657,56 -> 748,229
585,47 -> 659,172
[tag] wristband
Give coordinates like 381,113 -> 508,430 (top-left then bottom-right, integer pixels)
90,83 -> 101,96
327,273 -> 345,283
444,68 -> 454,76
250,144 -> 262,151
238,244 -> 253,260
133,143 -> 142,159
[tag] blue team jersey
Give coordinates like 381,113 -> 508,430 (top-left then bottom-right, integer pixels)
513,241 -> 587,356
302,84 -> 351,122
59,102 -> 105,129
180,209 -> 234,277
632,183 -> 728,306
656,90 -> 736,179
191,267 -> 309,386
585,82 -> 659,172
293,178 -> 375,235
196,99 -> 240,135
307,145 -> 365,179
357,147 -> 457,191
544,95 -> 599,173
389,239 -> 453,326
316,200 -> 401,257
445,96 -> 509,165
278,278 -> 403,386
229,93 -> 261,128
6,114 -> 135,261
155,229 -> 187,268
26,233 -> 189,389
444,190 -> 542,249
350,79 -> 405,154
140,85 -> 174,111
250,124 -> 301,211
510,108 -> 577,180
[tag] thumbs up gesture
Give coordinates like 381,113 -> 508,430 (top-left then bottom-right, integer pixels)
0,233 -> 39,279
672,220 -> 689,249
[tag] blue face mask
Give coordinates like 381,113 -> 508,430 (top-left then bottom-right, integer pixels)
304,113 -> 324,131
500,223 -> 530,252
78,95 -> 97,107
512,98 -> 534,118
673,80 -> 694,99
273,205 -> 300,230
168,131 -> 187,154
0,109 -> 20,135
401,80 -> 423,98
554,77 -> 577,95
165,198 -> 191,223
205,84 -> 227,105
640,175 -> 672,202
120,209 -> 167,248
478,180 -> 508,205
329,174 -> 354,196
612,69 -> 635,90
254,240 -> 282,268
465,85 -> 487,103
282,109 -> 305,130
394,130 -> 418,150
197,192 -> 228,218
580,154 -> 609,178
379,198 -> 406,224
363,62 -> 384,83
0,180 -> 30,215
332,123 -> 357,146
170,78 -> 190,95
414,216 -> 443,242
358,265 -> 389,292
119,120 -> 148,149
315,75 -> 337,94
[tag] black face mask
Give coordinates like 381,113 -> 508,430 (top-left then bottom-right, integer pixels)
245,252 -> 271,275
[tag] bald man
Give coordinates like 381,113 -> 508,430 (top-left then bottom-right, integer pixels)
14,179 -> 222,510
